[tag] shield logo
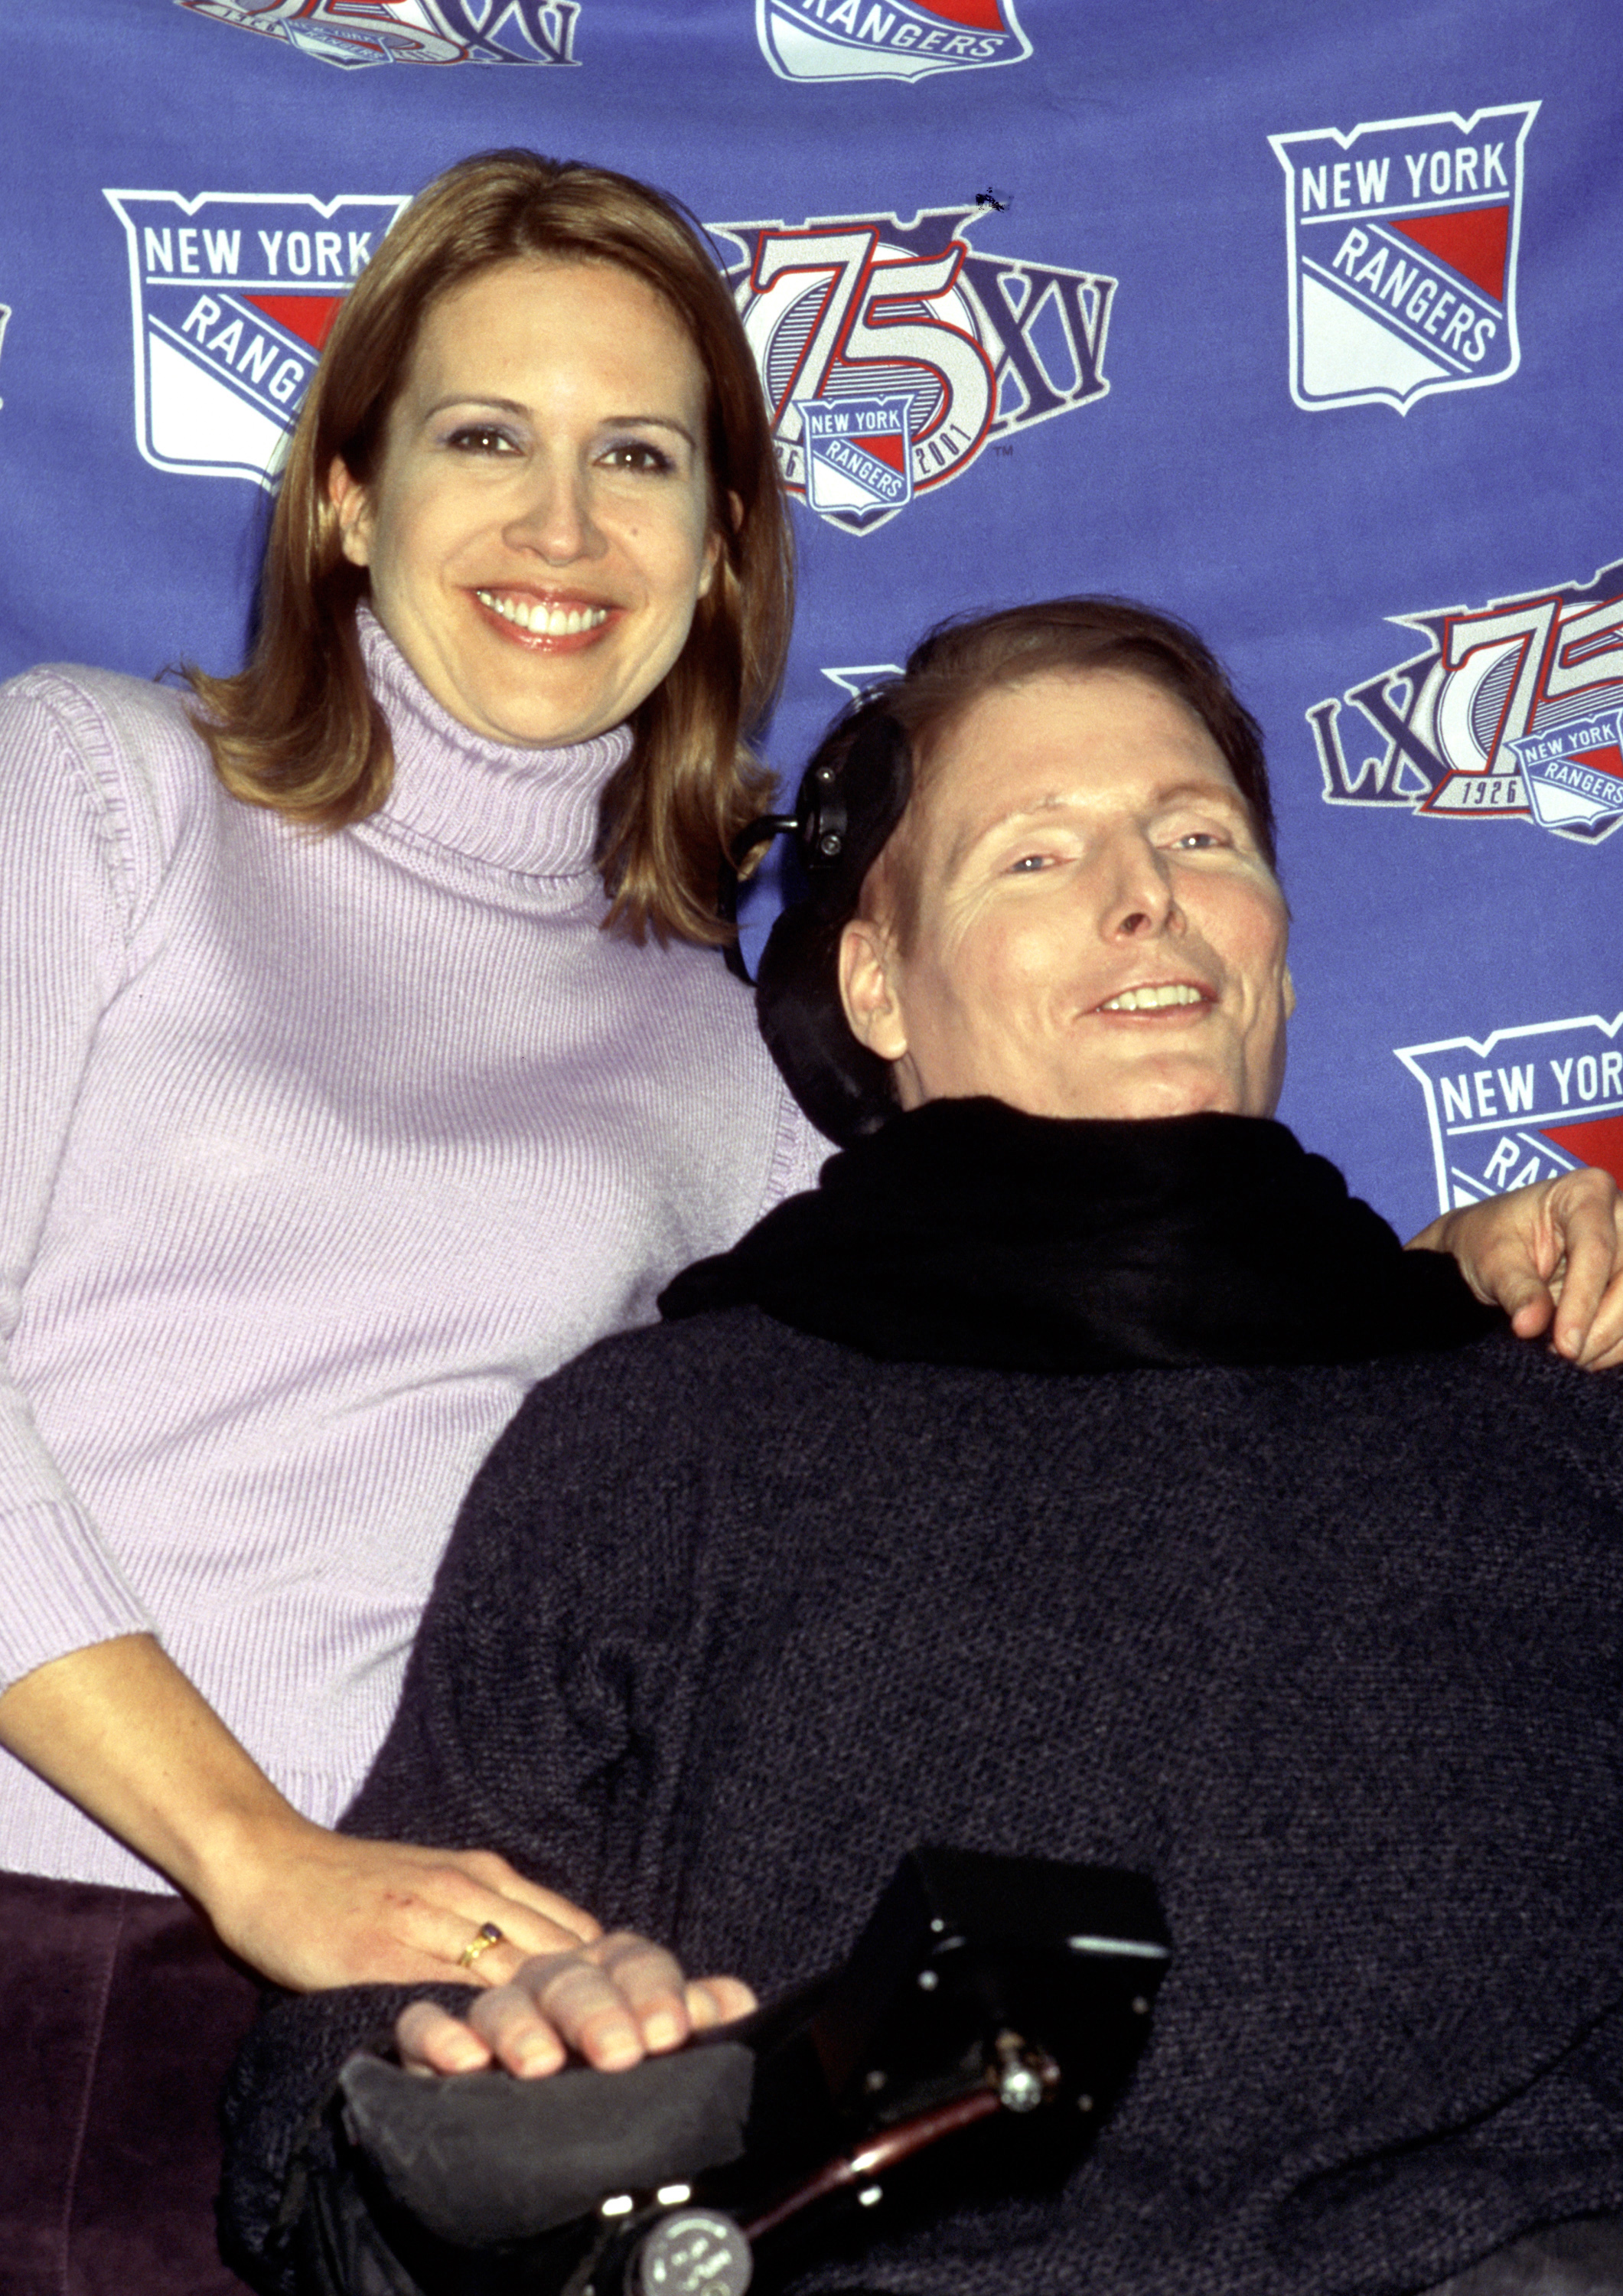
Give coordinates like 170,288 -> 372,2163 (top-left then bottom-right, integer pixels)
802,393 -> 914,517
756,0 -> 1031,85
1507,709 -> 1623,842
104,191 -> 409,487
1269,102 -> 1537,413
1396,1012 -> 1623,1212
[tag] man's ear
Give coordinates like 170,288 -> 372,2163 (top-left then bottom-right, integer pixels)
328,458 -> 373,569
839,917 -> 909,1063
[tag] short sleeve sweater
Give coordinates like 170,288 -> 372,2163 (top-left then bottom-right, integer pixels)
0,612 -> 823,1890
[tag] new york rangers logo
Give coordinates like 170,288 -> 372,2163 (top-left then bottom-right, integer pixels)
802,394 -> 914,516
757,0 -> 1029,83
175,0 -> 580,68
1308,557 -> 1623,845
713,205 -> 1114,533
1507,709 -> 1623,840
1396,1010 -> 1623,1211
105,191 -> 409,488
1269,103 -> 1537,413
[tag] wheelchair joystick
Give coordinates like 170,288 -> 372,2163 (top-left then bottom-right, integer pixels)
325,1847 -> 1170,2296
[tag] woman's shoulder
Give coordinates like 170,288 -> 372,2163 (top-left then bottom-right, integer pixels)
629,927 -> 762,1038
0,663 -> 225,901
2,660 -> 220,806
2,660 -> 210,781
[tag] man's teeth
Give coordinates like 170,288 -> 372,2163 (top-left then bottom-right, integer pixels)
477,592 -> 609,638
1099,983 -> 1206,1013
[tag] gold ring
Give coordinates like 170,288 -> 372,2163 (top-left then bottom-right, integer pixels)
457,1920 -> 504,1970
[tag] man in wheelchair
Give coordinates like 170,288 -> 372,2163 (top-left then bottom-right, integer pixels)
223,603 -> 1623,2296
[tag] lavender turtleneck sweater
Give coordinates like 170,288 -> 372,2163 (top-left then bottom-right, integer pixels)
0,612 -> 823,1893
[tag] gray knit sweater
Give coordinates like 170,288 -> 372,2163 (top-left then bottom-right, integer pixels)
223,1110 -> 1623,2296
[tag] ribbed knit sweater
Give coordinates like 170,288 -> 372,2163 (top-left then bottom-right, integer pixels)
0,613 -> 822,1891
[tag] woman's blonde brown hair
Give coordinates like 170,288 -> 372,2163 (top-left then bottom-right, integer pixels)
184,149 -> 794,944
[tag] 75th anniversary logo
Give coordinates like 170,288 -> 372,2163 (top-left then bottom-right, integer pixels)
174,0 -> 579,66
1309,558 -> 1623,846
715,204 -> 1115,533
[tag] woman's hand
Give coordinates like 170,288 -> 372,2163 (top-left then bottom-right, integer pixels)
1410,1165 -> 1623,1368
396,1931 -> 756,2079
205,1818 -> 601,1994
0,1633 -> 600,1990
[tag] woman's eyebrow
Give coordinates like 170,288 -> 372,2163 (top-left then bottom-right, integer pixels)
420,394 -> 531,420
417,397 -> 697,452
601,413 -> 699,446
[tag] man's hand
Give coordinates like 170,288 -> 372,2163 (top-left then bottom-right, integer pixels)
396,1931 -> 756,2079
1410,1165 -> 1623,1368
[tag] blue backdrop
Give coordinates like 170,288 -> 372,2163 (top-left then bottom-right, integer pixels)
2,0 -> 1618,1238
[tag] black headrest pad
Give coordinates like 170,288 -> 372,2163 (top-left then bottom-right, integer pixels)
755,706 -> 914,1146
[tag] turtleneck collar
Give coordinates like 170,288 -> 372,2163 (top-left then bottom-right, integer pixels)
357,606 -> 635,878
660,1097 -> 1504,1373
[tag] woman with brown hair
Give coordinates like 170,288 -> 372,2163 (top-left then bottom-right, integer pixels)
0,148 -> 812,2293
0,155 -> 1611,2292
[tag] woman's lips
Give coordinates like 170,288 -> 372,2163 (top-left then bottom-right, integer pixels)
471,587 -> 618,652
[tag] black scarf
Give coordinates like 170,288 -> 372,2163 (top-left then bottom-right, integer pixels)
660,1098 -> 1503,1372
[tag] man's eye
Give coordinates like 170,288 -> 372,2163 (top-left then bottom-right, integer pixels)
1173,830 -> 1225,850
1009,853 -> 1054,873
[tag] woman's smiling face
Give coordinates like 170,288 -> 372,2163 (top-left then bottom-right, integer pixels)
328,255 -> 720,748
839,669 -> 1294,1122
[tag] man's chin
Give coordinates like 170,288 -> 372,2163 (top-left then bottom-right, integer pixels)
1038,1064 -> 1249,1124
915,1055 -> 1260,1124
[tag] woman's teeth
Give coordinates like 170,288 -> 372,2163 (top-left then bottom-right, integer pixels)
1099,983 -> 1206,1013
476,591 -> 609,638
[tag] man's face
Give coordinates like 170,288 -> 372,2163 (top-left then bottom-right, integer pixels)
839,669 -> 1294,1122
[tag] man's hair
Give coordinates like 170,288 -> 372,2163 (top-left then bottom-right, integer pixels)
861,596 -> 1277,942
183,149 -> 794,945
